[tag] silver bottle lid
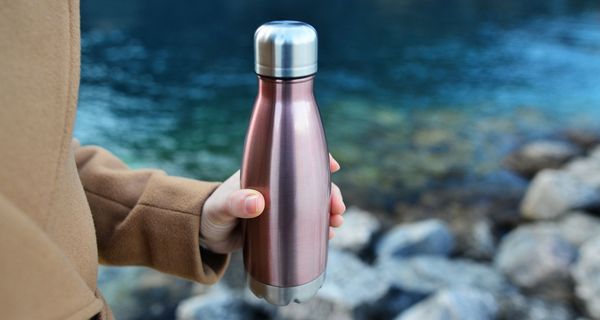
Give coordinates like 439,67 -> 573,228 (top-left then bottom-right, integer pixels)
254,21 -> 318,78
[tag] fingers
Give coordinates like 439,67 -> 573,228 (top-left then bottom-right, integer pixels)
329,227 -> 336,239
330,183 -> 346,216
330,214 -> 344,227
329,153 -> 340,173
225,189 -> 265,220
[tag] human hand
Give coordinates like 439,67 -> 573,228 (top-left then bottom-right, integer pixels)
200,154 -> 346,254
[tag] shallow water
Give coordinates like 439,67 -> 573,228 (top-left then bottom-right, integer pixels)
76,0 -> 600,211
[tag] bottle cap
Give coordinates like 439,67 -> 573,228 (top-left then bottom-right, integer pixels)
254,21 -> 318,78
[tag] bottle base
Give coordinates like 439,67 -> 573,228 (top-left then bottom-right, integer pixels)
247,273 -> 326,306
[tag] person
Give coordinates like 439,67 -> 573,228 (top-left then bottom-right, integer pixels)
0,1 -> 346,319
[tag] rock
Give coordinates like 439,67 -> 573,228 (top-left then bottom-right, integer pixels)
564,157 -> 600,189
377,255 -> 511,295
176,287 -> 275,320
319,250 -> 390,309
454,218 -> 496,260
495,224 -> 577,300
274,250 -> 390,320
520,169 -> 600,220
395,288 -> 498,320
572,235 -> 600,319
276,296 -> 353,320
376,219 -> 454,259
329,206 -> 381,252
504,140 -> 580,178
564,128 -> 600,151
557,211 -> 600,247
496,293 -> 575,320
98,266 -> 194,320
218,251 -> 246,290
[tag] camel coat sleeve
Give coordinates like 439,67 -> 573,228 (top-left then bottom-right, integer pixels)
73,141 -> 230,284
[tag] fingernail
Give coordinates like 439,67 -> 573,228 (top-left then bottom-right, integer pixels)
331,156 -> 341,170
245,195 -> 259,215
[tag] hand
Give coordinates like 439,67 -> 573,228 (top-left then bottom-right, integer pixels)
200,154 -> 346,254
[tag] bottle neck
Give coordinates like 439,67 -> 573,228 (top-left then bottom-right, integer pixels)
256,75 -> 315,101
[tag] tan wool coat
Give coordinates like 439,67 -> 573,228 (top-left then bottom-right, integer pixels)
0,1 -> 230,319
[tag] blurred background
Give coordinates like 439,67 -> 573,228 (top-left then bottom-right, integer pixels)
77,0 -> 600,319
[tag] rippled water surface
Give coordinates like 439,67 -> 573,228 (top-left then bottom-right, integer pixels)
77,0 -> 600,211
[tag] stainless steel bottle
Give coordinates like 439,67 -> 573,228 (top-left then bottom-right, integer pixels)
241,21 -> 330,306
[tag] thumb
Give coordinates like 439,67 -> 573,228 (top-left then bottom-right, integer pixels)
226,189 -> 265,220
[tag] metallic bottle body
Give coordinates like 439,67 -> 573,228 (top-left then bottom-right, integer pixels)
241,75 -> 330,305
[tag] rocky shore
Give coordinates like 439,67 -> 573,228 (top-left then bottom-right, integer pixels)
98,130 -> 600,320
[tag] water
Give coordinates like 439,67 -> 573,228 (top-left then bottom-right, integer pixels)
77,0 -> 600,211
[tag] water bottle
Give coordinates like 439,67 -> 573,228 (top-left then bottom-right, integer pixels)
241,21 -> 330,306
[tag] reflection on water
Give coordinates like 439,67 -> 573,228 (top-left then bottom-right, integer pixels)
76,0 -> 600,211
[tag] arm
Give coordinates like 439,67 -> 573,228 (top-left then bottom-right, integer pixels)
74,141 -> 228,284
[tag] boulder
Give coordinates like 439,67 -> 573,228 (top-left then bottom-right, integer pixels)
495,224 -> 577,300
564,157 -> 600,190
377,255 -> 511,295
98,266 -> 193,320
572,235 -> 600,319
520,169 -> 600,220
395,288 -> 498,320
329,206 -> 381,253
504,140 -> 580,178
176,286 -> 275,320
275,249 -> 391,320
376,219 -> 454,259
496,293 -> 575,320
557,211 -> 600,247
564,128 -> 600,151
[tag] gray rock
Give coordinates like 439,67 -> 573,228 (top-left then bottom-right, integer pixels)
319,249 -> 390,309
455,218 -> 496,260
565,157 -> 600,189
329,206 -> 381,252
572,235 -> 600,319
520,169 -> 600,220
504,140 -> 580,178
558,211 -> 600,247
376,219 -> 454,259
276,297 -> 352,320
495,224 -> 577,300
177,287 -> 275,320
377,255 -> 511,295
274,250 -> 390,320
218,251 -> 247,290
98,266 -> 193,320
496,293 -> 575,320
395,288 -> 498,320
565,128 -> 600,151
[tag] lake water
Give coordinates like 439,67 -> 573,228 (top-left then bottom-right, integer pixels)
76,0 -> 600,212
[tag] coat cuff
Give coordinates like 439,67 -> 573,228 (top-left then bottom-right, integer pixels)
134,175 -> 229,284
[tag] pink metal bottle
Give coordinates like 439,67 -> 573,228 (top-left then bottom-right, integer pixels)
241,21 -> 330,306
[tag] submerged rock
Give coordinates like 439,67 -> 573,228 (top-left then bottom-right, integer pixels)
504,140 -> 580,178
572,235 -> 600,319
376,219 -> 454,259
495,224 -> 576,300
377,255 -> 511,295
520,169 -> 600,220
395,288 -> 498,320
329,206 -> 381,253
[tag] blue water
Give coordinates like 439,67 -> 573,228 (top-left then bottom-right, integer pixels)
76,0 -> 600,210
